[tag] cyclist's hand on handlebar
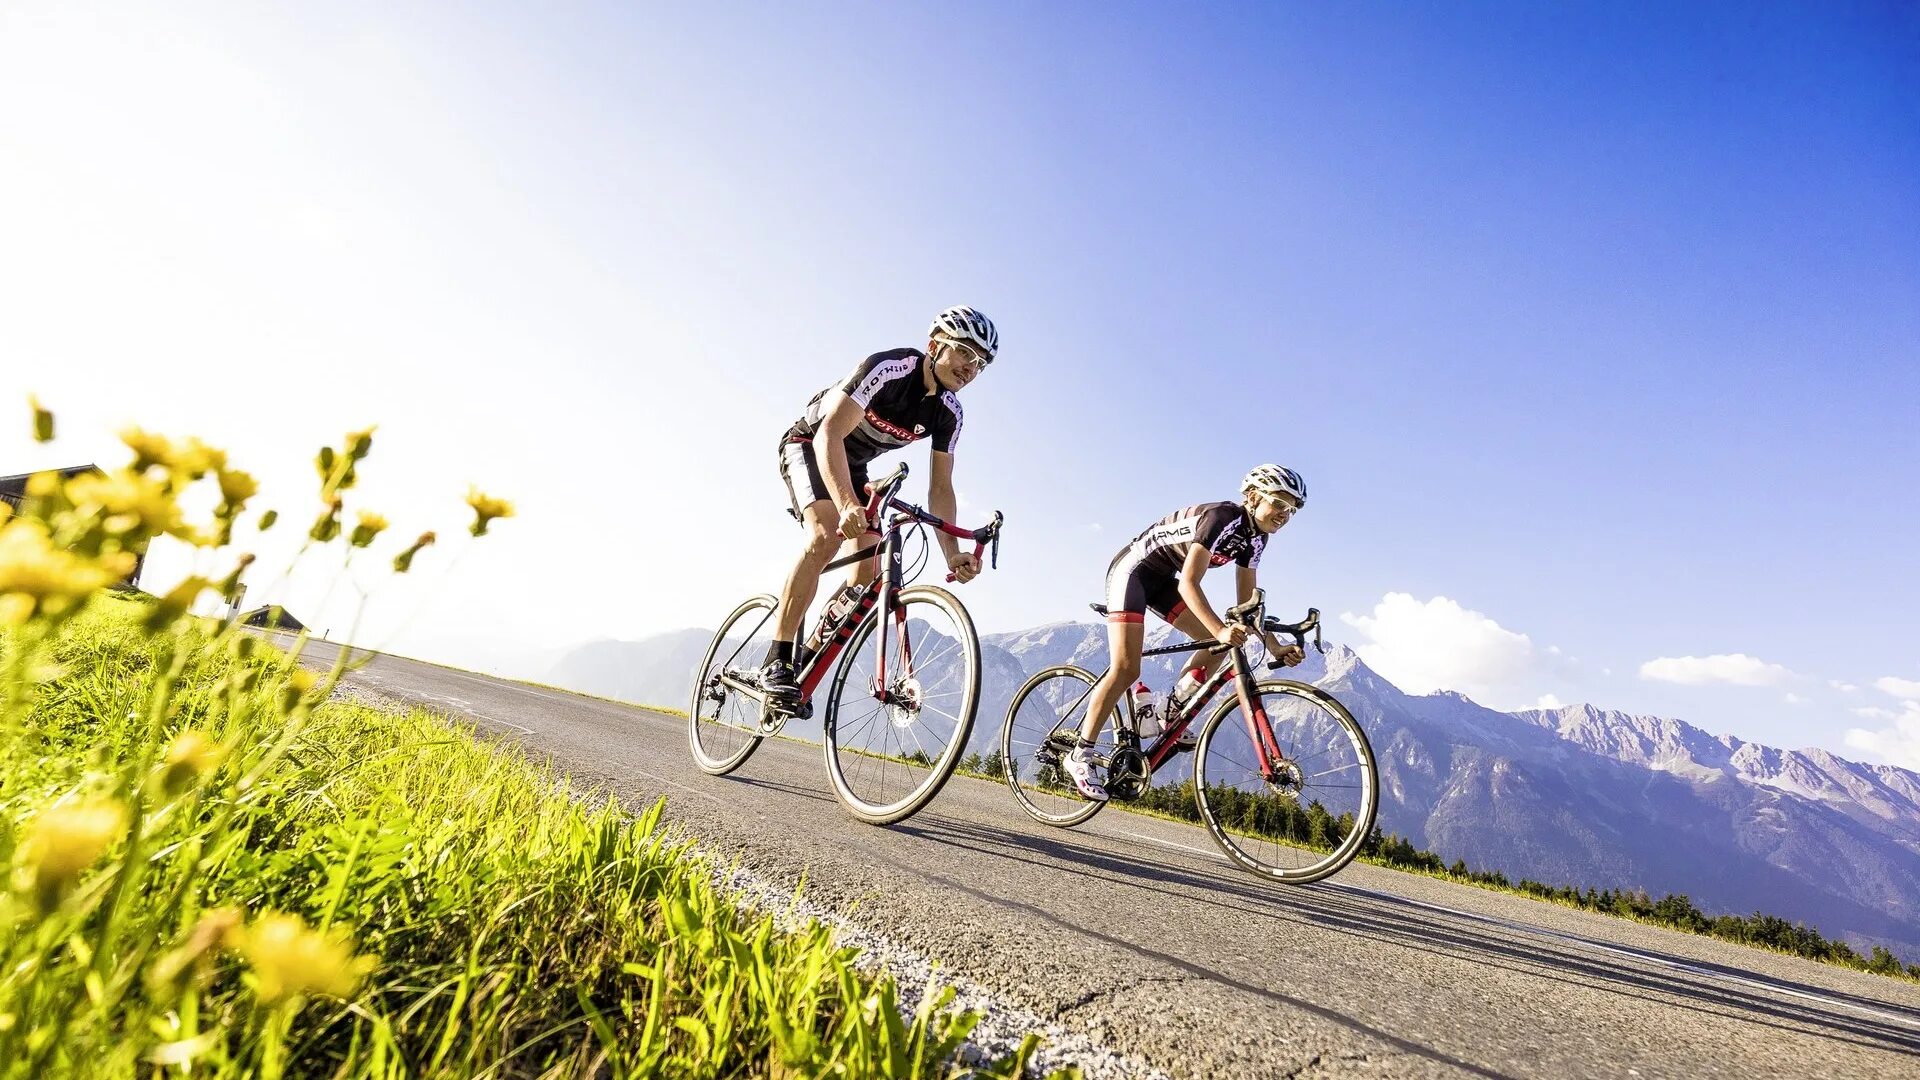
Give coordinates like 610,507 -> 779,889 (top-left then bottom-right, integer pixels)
1216,623 -> 1250,648
1273,643 -> 1305,667
837,504 -> 869,540
946,551 -> 981,584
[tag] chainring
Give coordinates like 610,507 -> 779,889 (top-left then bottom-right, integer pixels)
1106,746 -> 1151,801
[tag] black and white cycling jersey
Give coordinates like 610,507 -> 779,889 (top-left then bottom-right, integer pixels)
1127,502 -> 1266,576
1101,502 -> 1265,623
784,348 -> 962,467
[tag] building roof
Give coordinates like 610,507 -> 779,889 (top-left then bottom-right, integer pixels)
0,464 -> 105,502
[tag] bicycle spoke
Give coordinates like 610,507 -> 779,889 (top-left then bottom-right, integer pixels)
690,599 -> 780,775
823,589 -> 978,823
1194,683 -> 1377,884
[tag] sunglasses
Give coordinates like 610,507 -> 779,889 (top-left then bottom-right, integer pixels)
941,338 -> 992,372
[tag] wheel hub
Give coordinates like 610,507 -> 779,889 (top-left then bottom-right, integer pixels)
1264,758 -> 1304,795
887,676 -> 924,728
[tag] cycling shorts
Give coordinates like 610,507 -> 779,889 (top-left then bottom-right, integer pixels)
778,436 -> 868,523
1104,544 -> 1189,625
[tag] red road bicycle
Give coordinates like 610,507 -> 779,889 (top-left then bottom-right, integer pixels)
999,590 -> 1379,883
689,462 -> 1003,825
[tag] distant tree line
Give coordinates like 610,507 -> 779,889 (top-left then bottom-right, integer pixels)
956,752 -> 1918,981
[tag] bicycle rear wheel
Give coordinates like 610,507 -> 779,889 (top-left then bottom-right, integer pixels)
687,594 -> 779,775
1000,665 -> 1123,827
822,585 -> 979,825
1192,679 -> 1378,884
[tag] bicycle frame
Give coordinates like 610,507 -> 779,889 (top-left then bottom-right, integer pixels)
1117,640 -> 1288,781
1055,596 -> 1313,785
720,464 -> 999,713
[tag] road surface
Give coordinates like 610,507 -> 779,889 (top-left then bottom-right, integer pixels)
303,640 -> 1920,1078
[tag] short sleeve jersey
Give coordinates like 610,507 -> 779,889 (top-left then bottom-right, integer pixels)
1128,502 -> 1266,576
786,349 -> 963,467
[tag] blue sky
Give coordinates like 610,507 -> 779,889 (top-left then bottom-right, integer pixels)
3,2 -> 1915,762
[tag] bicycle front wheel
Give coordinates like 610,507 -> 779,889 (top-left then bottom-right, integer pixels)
1192,679 -> 1378,884
1000,665 -> 1123,827
687,594 -> 779,775
821,585 -> 980,825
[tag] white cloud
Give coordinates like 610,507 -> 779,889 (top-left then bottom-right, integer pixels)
1536,693 -> 1565,709
1829,680 -> 1859,693
1874,676 -> 1920,702
1852,706 -> 1898,721
1340,593 -> 1547,706
1638,653 -> 1793,687
1784,692 -> 1805,705
1845,701 -> 1920,771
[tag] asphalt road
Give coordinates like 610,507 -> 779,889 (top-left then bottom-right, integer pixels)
305,641 -> 1920,1079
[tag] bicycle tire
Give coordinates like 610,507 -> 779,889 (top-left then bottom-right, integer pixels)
687,594 -> 779,775
821,585 -> 980,825
1000,665 -> 1122,827
1192,679 -> 1378,884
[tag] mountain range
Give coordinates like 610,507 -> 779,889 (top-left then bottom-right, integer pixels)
545,618 -> 1920,958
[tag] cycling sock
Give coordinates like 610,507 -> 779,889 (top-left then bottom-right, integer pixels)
765,640 -> 795,666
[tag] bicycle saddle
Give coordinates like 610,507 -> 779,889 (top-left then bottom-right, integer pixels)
1089,603 -> 1109,616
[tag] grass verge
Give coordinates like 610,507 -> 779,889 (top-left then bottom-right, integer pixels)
1,598 -> 1062,1078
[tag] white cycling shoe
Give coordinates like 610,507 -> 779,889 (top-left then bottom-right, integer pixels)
1062,744 -> 1110,802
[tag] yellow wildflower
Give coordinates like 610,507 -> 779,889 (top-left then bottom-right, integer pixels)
348,510 -> 388,549
30,396 -> 54,443
279,666 -> 318,713
120,427 -> 177,473
147,907 -> 242,993
309,495 -> 343,543
233,913 -> 374,1003
14,798 -> 127,905
152,730 -> 227,798
143,576 -> 211,631
465,488 -> 515,537
392,530 -> 436,574
66,469 -> 182,540
215,553 -> 255,599
0,519 -> 120,625
119,428 -> 226,481
216,466 -> 258,509
169,437 -> 226,481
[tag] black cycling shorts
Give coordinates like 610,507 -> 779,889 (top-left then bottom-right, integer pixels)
778,436 -> 867,524
1105,544 -> 1188,625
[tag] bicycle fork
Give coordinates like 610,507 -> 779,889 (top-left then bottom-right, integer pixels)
867,529 -> 920,709
1232,666 -> 1292,784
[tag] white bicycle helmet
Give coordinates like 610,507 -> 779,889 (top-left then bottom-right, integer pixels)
1243,464 -> 1307,506
930,305 -> 998,359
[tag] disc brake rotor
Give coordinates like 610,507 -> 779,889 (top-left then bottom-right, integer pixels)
888,676 -> 924,728
1265,758 -> 1304,796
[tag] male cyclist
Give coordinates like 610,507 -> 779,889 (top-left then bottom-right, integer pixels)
757,306 -> 998,704
1062,465 -> 1309,801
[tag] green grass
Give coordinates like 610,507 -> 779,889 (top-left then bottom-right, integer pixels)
0,597 -> 1064,1078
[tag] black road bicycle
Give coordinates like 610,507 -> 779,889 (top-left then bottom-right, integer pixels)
998,590 -> 1378,883
689,462 -> 1003,825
